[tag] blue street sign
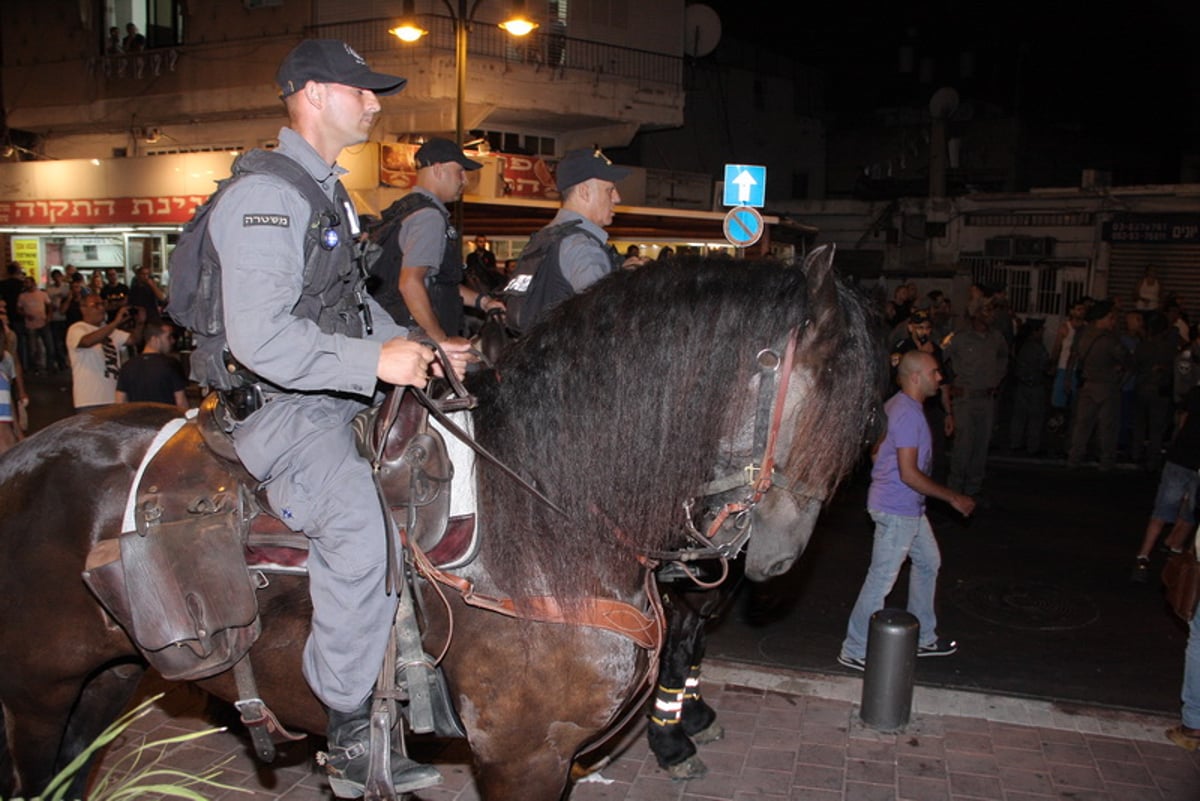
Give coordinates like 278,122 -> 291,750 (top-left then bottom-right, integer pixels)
724,206 -> 764,247
723,164 -> 766,208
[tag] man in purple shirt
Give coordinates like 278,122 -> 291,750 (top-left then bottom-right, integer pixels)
838,351 -> 976,670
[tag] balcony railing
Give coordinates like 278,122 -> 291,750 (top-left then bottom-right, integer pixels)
307,15 -> 683,87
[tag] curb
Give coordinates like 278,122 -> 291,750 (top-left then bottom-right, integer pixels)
702,657 -> 1178,744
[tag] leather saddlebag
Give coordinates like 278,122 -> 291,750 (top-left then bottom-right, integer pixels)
83,506 -> 261,681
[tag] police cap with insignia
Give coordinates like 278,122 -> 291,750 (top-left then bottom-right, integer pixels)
277,40 -> 408,98
908,309 -> 931,325
555,148 -> 632,193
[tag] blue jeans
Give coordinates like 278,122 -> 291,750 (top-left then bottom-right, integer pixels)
841,510 -> 942,661
1183,609 -> 1200,729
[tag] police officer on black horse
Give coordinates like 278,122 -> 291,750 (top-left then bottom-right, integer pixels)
198,40 -> 472,797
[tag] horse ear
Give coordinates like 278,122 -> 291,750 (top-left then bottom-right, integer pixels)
802,243 -> 839,321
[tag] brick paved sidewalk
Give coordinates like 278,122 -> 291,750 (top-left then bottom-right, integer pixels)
91,660 -> 1200,800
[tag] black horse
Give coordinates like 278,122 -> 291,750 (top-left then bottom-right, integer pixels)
0,249 -> 882,800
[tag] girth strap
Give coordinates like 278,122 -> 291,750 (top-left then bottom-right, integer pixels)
232,654 -> 305,762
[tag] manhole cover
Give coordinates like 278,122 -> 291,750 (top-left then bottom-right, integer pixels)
949,578 -> 1098,631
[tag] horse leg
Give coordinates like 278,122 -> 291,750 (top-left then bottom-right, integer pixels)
64,661 -> 148,796
3,680 -> 97,797
3,659 -> 146,799
680,644 -> 723,746
680,581 -> 728,745
646,585 -> 707,780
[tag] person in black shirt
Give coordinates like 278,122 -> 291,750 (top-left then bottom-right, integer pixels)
127,266 -> 166,323
465,234 -> 505,294
99,268 -> 128,322
115,321 -> 188,408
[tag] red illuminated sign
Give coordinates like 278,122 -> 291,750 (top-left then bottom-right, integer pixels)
0,196 -> 210,225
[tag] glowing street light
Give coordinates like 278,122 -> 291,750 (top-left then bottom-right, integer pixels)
390,0 -> 538,152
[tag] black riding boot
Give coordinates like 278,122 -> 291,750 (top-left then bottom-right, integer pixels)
320,700 -> 442,799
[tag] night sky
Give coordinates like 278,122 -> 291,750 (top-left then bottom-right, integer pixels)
701,0 -> 1199,182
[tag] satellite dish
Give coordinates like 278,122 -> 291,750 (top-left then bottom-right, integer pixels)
929,86 -> 960,120
684,4 -> 721,58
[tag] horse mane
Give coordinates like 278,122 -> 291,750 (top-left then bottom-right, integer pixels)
469,251 -> 884,603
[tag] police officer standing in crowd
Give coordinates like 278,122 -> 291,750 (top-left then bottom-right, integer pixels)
203,40 -> 470,797
943,298 -> 1008,503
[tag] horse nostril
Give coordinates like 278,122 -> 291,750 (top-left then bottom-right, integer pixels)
764,556 -> 796,577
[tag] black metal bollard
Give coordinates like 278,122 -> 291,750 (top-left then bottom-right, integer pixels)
859,608 -> 918,731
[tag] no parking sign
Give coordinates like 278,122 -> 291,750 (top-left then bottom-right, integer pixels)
723,206 -> 764,247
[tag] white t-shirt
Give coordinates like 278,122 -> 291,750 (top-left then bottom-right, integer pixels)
45,282 -> 68,322
67,321 -> 130,408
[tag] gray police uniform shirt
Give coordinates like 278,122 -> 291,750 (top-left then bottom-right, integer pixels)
944,328 -> 1007,392
549,208 -> 618,293
208,128 -> 406,453
397,186 -> 451,275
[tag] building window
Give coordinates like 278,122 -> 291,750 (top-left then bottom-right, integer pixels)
476,129 -> 557,157
104,0 -> 184,54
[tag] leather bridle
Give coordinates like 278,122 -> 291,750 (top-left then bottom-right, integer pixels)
650,326 -> 817,568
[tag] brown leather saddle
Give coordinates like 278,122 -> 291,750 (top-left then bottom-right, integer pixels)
82,389 -> 475,682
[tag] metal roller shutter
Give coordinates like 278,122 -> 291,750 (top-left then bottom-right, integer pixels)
1108,244 -> 1200,315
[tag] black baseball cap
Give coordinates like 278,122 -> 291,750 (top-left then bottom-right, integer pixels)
555,148 -> 631,193
277,40 -> 407,98
414,138 -> 483,170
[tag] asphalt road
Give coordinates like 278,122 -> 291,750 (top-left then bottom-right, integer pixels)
706,456 -> 1187,717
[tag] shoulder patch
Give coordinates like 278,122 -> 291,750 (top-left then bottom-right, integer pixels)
243,213 -> 290,227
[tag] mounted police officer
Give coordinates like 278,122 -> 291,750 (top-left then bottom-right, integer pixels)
202,39 -> 470,797
369,137 -> 504,343
503,147 -> 646,332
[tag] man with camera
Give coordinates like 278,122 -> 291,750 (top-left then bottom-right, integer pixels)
66,293 -> 142,411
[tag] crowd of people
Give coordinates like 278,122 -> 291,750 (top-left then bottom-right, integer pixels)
852,271 -> 1200,753
875,276 -> 1197,488
0,260 -> 177,453
866,274 -> 1200,588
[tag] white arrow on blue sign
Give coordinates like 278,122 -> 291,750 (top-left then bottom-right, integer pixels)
723,164 -> 766,208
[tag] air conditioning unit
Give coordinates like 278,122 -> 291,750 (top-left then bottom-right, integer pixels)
984,236 -> 1055,259
1014,236 -> 1055,258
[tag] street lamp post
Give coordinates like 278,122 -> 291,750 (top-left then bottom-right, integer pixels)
390,1 -> 536,235
388,1 -> 535,237
390,0 -> 537,151
453,0 -> 469,155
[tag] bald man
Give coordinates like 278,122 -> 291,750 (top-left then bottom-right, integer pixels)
838,351 -> 975,671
